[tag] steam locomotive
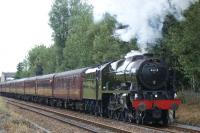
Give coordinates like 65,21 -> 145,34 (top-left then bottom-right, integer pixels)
0,51 -> 180,126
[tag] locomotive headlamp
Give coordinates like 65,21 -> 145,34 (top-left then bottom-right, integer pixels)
134,93 -> 138,99
155,94 -> 158,98
174,93 -> 177,98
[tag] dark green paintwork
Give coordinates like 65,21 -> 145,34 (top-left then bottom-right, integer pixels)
83,63 -> 138,100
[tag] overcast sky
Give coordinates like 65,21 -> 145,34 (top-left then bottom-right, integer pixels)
0,0 -> 197,76
0,0 -> 54,75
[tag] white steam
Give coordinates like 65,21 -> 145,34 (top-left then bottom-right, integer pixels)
89,0 -> 198,51
124,50 -> 143,58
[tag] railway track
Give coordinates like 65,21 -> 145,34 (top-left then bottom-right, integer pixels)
170,123 -> 200,133
5,97 -> 200,133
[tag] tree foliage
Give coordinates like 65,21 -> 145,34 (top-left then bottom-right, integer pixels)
151,2 -> 200,91
15,0 -> 137,79
14,0 -> 200,92
15,60 -> 29,79
49,0 -> 70,70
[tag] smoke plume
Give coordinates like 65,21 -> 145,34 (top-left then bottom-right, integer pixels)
89,0 -> 198,51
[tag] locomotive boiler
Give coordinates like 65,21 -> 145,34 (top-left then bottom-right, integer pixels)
85,51 -> 180,125
0,51 -> 181,126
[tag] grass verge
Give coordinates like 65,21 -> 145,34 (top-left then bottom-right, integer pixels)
0,97 -> 8,113
0,96 -> 42,133
176,103 -> 200,126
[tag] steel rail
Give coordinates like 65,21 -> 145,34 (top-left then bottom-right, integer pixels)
6,98 -> 133,133
6,100 -> 110,133
170,123 -> 200,133
6,97 -> 197,133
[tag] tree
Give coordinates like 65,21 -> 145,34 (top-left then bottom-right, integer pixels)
27,45 -> 56,76
49,0 -> 70,70
151,2 -> 200,91
89,13 -> 131,64
173,2 -> 200,91
15,0 -> 140,78
49,0 -> 93,71
15,62 -> 24,79
15,60 -> 30,79
62,0 -> 94,69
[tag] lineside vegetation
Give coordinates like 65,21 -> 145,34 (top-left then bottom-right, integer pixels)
15,0 -> 200,92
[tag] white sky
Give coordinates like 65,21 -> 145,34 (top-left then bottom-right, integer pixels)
0,0 -> 54,75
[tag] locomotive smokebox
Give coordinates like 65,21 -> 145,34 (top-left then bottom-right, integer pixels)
137,58 -> 169,89
110,53 -> 169,90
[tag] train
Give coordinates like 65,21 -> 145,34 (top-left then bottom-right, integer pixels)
0,51 -> 181,126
